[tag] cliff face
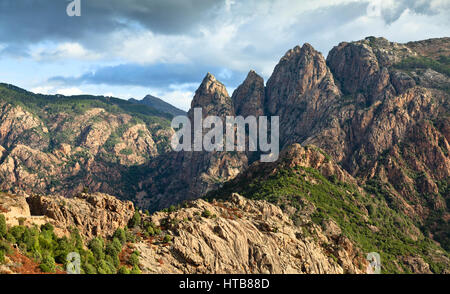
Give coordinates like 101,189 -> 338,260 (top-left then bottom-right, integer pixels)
131,74 -> 248,210
232,70 -> 265,117
136,193 -> 367,274
265,43 -> 341,147
0,191 -> 134,240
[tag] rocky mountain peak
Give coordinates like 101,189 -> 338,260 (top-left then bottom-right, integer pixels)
232,70 -> 265,117
279,43 -> 316,63
188,73 -> 233,119
266,43 -> 336,115
264,42 -> 340,147
326,37 -> 417,102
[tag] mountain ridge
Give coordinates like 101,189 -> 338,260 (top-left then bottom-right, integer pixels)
0,36 -> 449,273
129,94 -> 186,117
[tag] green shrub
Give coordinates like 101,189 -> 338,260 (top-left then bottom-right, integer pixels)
105,254 -> 120,269
5,233 -> 15,244
394,56 -> 450,77
9,226 -> 26,241
0,240 -> 12,254
0,214 -> 6,238
83,262 -> 97,274
54,237 -> 71,264
118,266 -> 130,274
146,226 -> 155,236
125,229 -> 136,243
88,237 -> 105,260
128,211 -> 141,228
120,148 -> 133,156
97,259 -> 116,274
130,265 -> 141,274
40,223 -> 55,232
109,238 -> 123,255
128,251 -> 140,267
113,228 -> 127,245
39,253 -> 56,273
38,229 -> 56,252
202,210 -> 212,218
70,228 -> 84,251
163,234 -> 172,243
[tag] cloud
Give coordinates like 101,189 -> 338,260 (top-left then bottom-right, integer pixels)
365,0 -> 450,24
56,87 -> 84,96
0,0 -> 225,46
30,42 -> 102,61
1,0 -> 450,112
48,63 -> 246,90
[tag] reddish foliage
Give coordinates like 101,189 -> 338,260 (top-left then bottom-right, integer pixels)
0,205 -> 8,213
7,249 -> 65,274
118,244 -> 134,268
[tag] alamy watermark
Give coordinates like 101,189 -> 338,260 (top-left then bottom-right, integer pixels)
66,0 -> 81,17
170,108 -> 280,162
366,252 -> 381,274
66,252 -> 81,274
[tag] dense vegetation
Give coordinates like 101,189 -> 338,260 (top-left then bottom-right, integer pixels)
0,83 -> 172,124
0,214 -> 142,274
206,157 -> 449,273
394,55 -> 450,77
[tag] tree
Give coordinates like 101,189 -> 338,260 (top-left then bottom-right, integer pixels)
118,266 -> 130,274
113,228 -> 126,245
107,238 -> 122,256
40,223 -> 54,232
0,214 -> 6,238
88,237 -> 105,260
39,253 -> 56,273
128,251 -> 140,267
82,262 -> 97,274
163,234 -> 173,243
54,237 -> 71,264
128,211 -> 141,228
130,265 -> 141,274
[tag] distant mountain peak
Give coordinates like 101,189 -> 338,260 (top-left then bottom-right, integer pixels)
130,94 -> 186,117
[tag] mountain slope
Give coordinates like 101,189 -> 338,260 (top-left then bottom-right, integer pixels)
0,189 -> 366,274
0,84 -> 173,200
130,94 -> 186,117
229,36 -> 450,252
207,144 -> 450,273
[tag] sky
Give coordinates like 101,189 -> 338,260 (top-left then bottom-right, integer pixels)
0,0 -> 449,111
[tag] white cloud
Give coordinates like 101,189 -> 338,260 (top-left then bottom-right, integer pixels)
158,89 -> 194,111
56,87 -> 84,96
30,85 -> 54,94
3,0 -> 450,112
30,42 -> 102,62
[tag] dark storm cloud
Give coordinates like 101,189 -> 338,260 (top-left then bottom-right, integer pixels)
0,0 -> 225,45
49,63 -> 246,89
